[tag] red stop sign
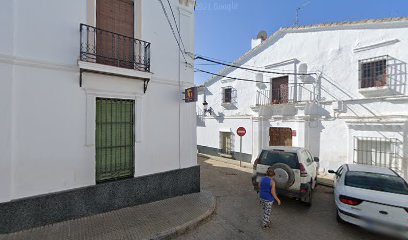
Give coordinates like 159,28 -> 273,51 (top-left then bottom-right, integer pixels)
237,127 -> 246,137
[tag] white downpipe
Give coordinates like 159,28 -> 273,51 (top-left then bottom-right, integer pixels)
178,6 -> 182,169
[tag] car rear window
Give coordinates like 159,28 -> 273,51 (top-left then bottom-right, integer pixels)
259,150 -> 299,169
345,171 -> 408,195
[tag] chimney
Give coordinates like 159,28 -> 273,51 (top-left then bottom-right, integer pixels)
251,31 -> 267,49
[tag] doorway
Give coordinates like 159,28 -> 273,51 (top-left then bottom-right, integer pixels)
269,127 -> 292,146
96,0 -> 135,68
271,76 -> 289,104
95,98 -> 135,183
220,132 -> 232,155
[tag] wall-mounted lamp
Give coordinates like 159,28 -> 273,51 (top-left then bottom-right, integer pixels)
203,100 -> 213,116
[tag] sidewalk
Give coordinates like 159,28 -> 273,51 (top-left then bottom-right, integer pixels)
0,191 -> 215,240
198,153 -> 335,187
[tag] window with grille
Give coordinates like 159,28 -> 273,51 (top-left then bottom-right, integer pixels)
223,87 -> 232,103
359,56 -> 388,88
95,98 -> 135,183
353,137 -> 402,172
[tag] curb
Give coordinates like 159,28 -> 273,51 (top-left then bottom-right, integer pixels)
317,177 -> 334,188
147,191 -> 217,240
198,153 -> 253,169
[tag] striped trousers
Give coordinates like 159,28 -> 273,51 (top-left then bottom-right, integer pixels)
260,199 -> 273,227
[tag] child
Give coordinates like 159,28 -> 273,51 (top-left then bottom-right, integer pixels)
259,167 -> 281,228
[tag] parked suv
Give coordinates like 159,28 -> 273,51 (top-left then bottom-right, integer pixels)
252,146 -> 319,206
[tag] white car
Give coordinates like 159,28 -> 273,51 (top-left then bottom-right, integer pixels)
329,164 -> 408,238
252,146 -> 319,206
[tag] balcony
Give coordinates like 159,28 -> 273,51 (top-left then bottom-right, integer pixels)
255,84 -> 314,106
79,24 -> 151,73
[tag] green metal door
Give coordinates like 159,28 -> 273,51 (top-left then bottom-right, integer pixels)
96,98 -> 135,183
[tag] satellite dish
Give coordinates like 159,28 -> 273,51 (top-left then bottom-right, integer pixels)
257,31 -> 268,41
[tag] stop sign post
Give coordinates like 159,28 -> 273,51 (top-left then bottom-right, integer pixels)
236,127 -> 246,167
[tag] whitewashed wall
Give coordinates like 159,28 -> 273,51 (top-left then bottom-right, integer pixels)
198,21 -> 408,178
0,0 -> 196,202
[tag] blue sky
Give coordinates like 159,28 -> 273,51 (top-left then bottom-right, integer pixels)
194,0 -> 408,84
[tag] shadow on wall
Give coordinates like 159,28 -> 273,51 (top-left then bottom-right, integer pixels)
215,112 -> 225,123
388,57 -> 407,95
196,106 -> 206,127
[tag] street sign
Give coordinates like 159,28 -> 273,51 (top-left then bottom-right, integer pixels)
236,127 -> 246,167
237,127 -> 246,137
184,87 -> 198,103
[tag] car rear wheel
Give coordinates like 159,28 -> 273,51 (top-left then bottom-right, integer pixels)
301,184 -> 312,207
270,163 -> 295,189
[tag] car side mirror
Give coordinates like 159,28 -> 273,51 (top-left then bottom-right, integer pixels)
328,170 -> 336,174
314,157 -> 320,162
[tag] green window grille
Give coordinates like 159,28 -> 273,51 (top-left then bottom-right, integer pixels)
96,98 -> 135,183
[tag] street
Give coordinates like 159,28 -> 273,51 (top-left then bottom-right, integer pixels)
176,155 -> 386,240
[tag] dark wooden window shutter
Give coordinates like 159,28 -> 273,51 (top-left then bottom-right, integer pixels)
96,0 -> 134,68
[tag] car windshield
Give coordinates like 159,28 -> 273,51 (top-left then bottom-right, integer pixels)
259,150 -> 299,169
345,171 -> 408,195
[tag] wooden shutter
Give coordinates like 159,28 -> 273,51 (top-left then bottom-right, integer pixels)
271,76 -> 289,104
269,127 -> 292,146
96,0 -> 134,68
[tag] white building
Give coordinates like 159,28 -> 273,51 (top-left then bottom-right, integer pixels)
0,0 -> 197,233
197,18 -> 408,180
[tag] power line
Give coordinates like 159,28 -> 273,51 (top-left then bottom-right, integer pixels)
158,0 -> 188,62
194,68 -> 271,83
166,0 -> 187,53
195,56 -> 316,76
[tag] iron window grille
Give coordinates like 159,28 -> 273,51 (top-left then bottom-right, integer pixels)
80,24 -> 151,72
221,87 -> 237,105
95,98 -> 135,183
358,55 -> 389,89
353,137 -> 403,174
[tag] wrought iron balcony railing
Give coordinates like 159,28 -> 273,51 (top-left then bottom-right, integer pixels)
256,84 -> 314,106
80,24 -> 150,72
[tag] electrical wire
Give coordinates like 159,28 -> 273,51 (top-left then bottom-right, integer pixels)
195,56 -> 316,76
194,68 -> 271,83
158,0 -> 188,62
166,0 -> 187,54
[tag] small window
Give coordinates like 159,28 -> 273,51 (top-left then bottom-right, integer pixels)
223,87 -> 232,103
359,57 -> 387,88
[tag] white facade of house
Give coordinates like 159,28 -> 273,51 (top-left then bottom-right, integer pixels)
197,18 -> 408,179
0,0 -> 197,203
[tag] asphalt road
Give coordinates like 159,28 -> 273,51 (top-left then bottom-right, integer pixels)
176,155 -> 388,240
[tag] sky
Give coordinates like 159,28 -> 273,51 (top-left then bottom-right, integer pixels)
194,0 -> 408,84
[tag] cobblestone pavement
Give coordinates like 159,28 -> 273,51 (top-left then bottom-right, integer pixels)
0,191 -> 215,240
176,155 -> 388,240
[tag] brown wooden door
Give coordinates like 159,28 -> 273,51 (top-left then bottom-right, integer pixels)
269,127 -> 292,146
271,76 -> 289,104
96,0 -> 134,68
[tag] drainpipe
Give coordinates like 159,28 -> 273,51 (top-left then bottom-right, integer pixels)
178,8 -> 182,169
